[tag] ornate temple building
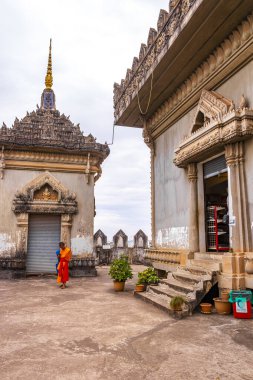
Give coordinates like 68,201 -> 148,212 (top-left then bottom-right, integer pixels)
0,40 -> 109,278
114,0 -> 253,312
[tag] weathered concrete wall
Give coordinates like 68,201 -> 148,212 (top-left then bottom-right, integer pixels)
217,60 -> 253,249
53,171 -> 94,255
244,139 -> 253,245
0,169 -> 94,258
154,107 -> 197,249
154,60 -> 253,251
216,60 -> 253,109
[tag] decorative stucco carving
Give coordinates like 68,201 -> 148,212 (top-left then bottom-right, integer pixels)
94,229 -> 107,247
16,213 -> 29,257
12,171 -> 78,214
61,214 -> 72,247
191,90 -> 234,132
0,106 -> 109,159
85,153 -> 91,184
187,163 -> 198,182
146,13 -> 253,130
113,8 -> 253,130
113,0 -> 197,120
0,146 -> 5,179
142,118 -> 155,151
174,90 -> 253,167
113,230 -> 128,249
134,230 -> 148,249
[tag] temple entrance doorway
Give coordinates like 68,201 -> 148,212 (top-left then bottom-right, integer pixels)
26,214 -> 61,274
203,155 -> 229,252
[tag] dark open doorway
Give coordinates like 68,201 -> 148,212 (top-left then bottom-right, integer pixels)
204,156 -> 229,252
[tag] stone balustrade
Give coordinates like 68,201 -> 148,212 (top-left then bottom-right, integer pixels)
145,249 -> 181,271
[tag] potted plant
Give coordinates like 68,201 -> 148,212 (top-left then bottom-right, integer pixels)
137,267 -> 159,289
170,296 -> 185,311
109,255 -> 133,292
147,271 -> 159,285
135,280 -> 145,292
213,297 -> 231,315
200,303 -> 212,314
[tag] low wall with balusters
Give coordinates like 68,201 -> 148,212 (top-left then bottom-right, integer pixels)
145,249 -> 190,272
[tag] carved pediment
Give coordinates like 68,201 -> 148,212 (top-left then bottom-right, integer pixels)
192,90 -> 234,133
33,184 -> 58,201
22,171 -> 68,197
174,90 -> 253,168
13,171 -> 77,214
113,229 -> 128,248
94,229 -> 107,246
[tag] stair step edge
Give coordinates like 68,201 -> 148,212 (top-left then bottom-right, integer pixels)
134,291 -> 169,313
173,272 -> 212,282
161,278 -> 197,292
149,285 -> 196,303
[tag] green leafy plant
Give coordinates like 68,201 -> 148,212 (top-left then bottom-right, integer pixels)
170,296 -> 185,310
109,256 -> 133,282
137,267 -> 159,285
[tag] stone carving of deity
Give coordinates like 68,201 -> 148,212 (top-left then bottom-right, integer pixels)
42,187 -> 51,200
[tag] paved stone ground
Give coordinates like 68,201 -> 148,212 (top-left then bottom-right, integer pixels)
1,265 -> 253,380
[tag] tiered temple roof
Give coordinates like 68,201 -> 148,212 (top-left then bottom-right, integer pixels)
0,40 -> 109,159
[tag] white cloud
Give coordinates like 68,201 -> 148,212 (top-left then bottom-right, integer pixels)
0,0 -> 167,241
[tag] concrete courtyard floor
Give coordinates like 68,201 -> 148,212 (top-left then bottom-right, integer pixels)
1,265 -> 253,380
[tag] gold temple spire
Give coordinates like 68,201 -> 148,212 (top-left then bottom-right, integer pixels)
45,39 -> 53,89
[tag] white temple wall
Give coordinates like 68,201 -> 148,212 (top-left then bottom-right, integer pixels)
154,60 -> 253,250
154,107 -> 196,249
0,169 -> 95,257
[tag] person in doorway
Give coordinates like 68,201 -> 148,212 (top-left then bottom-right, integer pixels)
57,242 -> 72,289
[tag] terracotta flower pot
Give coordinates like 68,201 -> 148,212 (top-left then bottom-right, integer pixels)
170,306 -> 183,312
221,290 -> 230,301
213,298 -> 231,315
135,284 -> 145,292
200,303 -> 212,314
113,280 -> 125,292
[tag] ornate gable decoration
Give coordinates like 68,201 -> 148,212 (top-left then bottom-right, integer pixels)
94,230 -> 107,246
13,171 -> 77,214
0,107 -> 109,155
192,90 -> 233,132
134,229 -> 148,248
174,90 -> 253,168
113,229 -> 128,248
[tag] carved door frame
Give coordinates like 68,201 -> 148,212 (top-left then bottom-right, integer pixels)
13,172 -> 78,260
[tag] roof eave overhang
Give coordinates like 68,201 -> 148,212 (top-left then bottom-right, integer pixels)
114,0 -> 253,128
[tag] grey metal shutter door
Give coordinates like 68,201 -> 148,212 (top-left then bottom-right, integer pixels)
203,155 -> 227,179
26,215 -> 61,274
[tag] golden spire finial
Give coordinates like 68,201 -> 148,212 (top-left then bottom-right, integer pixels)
45,39 -> 53,89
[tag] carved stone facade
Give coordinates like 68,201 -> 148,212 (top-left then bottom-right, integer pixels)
93,229 -> 149,265
0,44 -> 109,278
112,230 -> 128,259
113,0 -> 197,122
114,1 -> 253,291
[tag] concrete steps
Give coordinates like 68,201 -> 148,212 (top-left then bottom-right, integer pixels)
134,259 -> 220,316
134,287 -> 189,316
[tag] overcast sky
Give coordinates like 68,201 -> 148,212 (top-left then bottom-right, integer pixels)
0,0 -> 167,242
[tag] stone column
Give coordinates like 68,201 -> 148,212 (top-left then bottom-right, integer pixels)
141,118 -> 156,248
225,142 -> 251,252
16,213 -> 29,257
151,148 -> 156,247
187,163 -> 199,253
61,214 -> 72,247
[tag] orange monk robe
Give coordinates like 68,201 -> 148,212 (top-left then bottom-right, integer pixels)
57,247 -> 72,283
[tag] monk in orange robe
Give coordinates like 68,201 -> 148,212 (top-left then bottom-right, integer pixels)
57,242 -> 72,289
